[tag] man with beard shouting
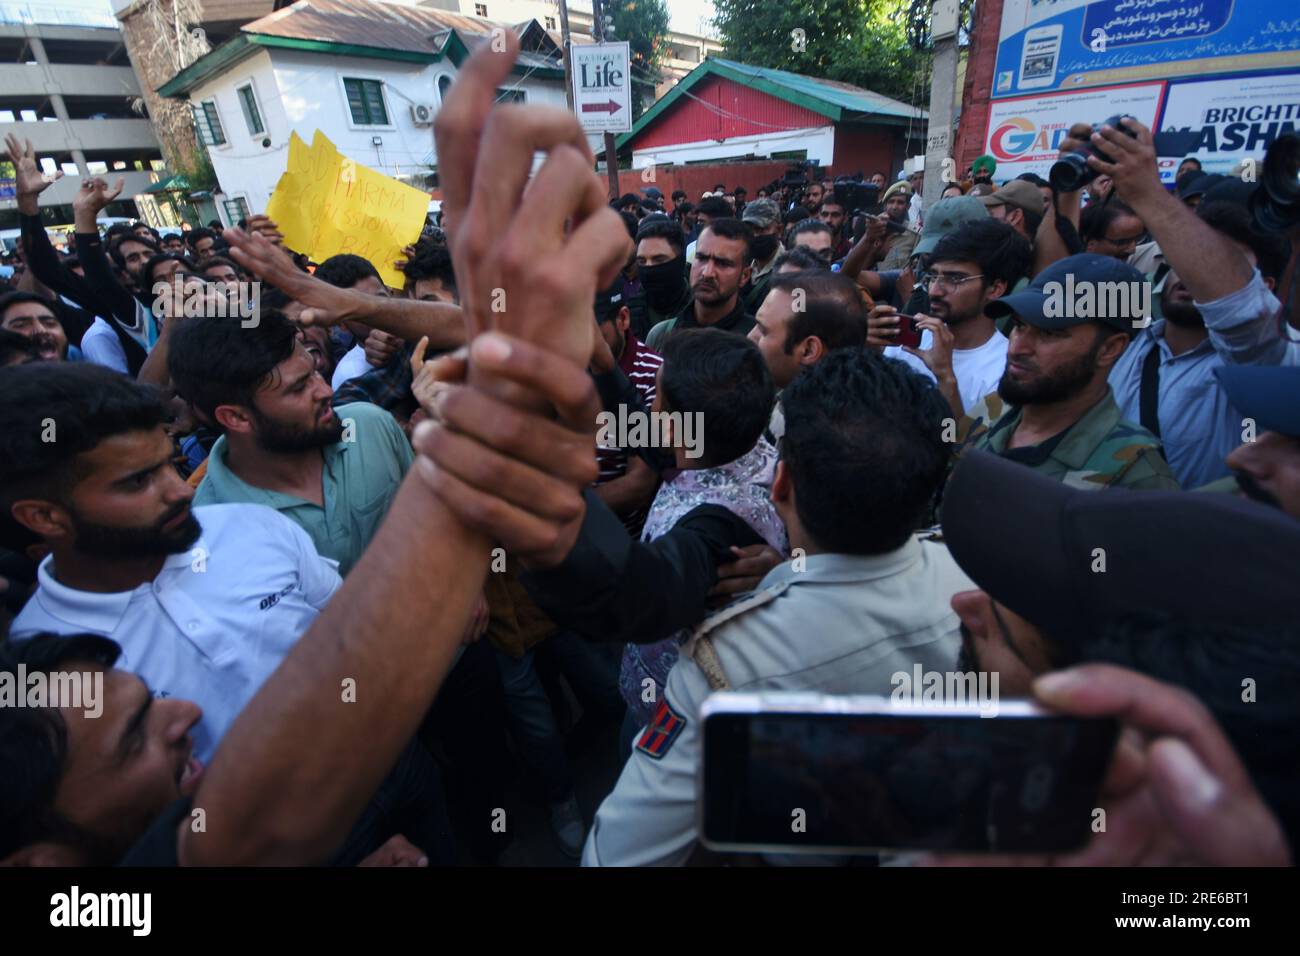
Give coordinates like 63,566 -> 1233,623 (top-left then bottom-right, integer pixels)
167,311 -> 412,577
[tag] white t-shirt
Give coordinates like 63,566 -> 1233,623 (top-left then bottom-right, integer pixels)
11,504 -> 341,761
78,316 -> 130,373
331,343 -> 370,390
885,329 -> 1008,414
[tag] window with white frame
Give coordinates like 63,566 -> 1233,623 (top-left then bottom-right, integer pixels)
237,83 -> 265,136
342,77 -> 390,126
222,196 -> 251,225
474,4 -> 488,17
544,16 -> 556,29
193,99 -> 226,146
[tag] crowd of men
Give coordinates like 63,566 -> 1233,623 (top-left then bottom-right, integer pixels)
0,33 -> 1297,869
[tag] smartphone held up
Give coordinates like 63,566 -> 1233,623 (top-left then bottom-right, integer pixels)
700,693 -> 1118,858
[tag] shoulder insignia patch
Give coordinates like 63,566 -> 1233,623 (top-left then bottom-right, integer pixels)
636,698 -> 687,760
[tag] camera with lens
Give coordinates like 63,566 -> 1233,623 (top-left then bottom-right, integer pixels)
1050,114 -> 1200,193
833,175 -> 882,217
1249,133 -> 1300,234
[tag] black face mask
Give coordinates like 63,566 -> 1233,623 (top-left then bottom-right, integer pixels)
639,258 -> 688,312
750,234 -> 780,262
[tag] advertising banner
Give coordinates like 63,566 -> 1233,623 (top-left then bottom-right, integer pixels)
984,82 -> 1165,180
993,1 -> 1300,99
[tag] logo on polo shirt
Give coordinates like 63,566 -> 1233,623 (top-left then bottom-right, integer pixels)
258,583 -> 295,611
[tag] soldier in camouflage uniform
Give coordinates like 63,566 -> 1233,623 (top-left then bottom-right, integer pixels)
953,254 -> 1179,492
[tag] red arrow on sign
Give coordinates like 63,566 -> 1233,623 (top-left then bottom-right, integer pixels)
581,100 -> 622,114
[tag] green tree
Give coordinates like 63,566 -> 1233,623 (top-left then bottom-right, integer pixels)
605,0 -> 671,117
710,0 -> 932,103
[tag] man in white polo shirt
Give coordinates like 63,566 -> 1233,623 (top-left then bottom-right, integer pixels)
1,363 -> 340,761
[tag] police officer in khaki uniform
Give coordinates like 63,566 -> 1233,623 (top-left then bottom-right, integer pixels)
583,349 -> 974,866
956,254 -> 1179,492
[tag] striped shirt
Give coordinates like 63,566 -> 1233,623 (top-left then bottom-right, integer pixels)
595,331 -> 663,534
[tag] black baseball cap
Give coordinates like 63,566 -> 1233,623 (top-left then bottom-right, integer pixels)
941,451 -> 1300,644
594,281 -> 625,323
985,253 -> 1148,333
1216,366 -> 1300,437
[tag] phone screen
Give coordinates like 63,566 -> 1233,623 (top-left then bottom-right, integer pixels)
701,709 -> 1118,855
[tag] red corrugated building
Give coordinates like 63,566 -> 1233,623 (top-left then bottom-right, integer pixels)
615,58 -> 928,182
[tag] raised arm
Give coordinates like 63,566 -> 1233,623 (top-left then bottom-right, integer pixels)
224,225 -> 468,350
1092,118 -> 1254,302
178,29 -> 631,865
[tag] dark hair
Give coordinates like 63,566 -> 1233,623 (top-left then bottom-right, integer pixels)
768,270 -> 867,353
635,218 -> 686,257
1056,612 -> 1300,850
773,247 -> 830,272
0,363 -> 166,508
132,224 -> 160,242
160,232 -> 186,245
695,196 -> 733,219
104,223 -> 134,244
314,253 -> 381,289
200,255 -> 243,278
185,227 -> 216,249
402,241 -> 458,294
142,252 -> 191,289
929,219 -> 1033,291
1016,172 -> 1049,188
784,205 -> 812,225
61,255 -> 80,271
659,328 -> 774,468
780,348 -> 951,553
0,290 -> 57,324
1197,201 -> 1289,282
672,189 -> 687,202
0,633 -> 125,861
701,217 -> 752,259
618,211 -> 639,241
1080,199 -> 1140,243
790,218 -> 833,243
0,327 -> 41,366
108,232 -> 157,270
167,310 -> 299,422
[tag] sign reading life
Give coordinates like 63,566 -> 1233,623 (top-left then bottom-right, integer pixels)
572,41 -> 633,134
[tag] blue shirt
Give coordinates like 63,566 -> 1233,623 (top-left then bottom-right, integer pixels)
1110,271 -> 1299,489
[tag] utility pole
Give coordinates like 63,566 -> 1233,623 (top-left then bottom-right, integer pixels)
922,0 -> 960,215
592,0 -> 621,201
557,0 -> 575,110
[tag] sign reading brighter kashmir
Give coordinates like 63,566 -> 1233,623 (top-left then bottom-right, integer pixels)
265,130 -> 429,289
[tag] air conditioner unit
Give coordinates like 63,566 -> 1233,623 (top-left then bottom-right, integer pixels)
411,103 -> 435,126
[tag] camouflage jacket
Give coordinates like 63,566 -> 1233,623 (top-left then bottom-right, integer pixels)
956,390 -> 1180,491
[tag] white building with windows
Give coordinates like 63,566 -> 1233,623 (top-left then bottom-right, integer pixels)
418,0 -> 723,98
157,0 -> 571,225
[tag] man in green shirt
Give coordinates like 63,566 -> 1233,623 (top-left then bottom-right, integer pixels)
956,253 -> 1178,491
168,311 -> 412,575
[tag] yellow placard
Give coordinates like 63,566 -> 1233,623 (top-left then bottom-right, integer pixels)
263,130 -> 429,289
